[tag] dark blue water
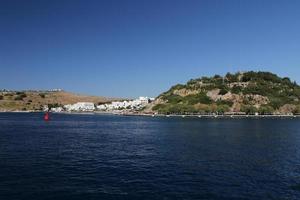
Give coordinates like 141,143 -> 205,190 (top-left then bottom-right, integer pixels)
1,113 -> 300,199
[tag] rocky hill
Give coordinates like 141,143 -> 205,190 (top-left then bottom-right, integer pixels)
149,71 -> 300,115
0,90 -> 119,111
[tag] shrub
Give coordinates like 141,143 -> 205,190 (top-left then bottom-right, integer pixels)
214,75 -> 222,79
219,88 -> 228,95
183,92 -> 212,105
170,84 -> 185,90
20,93 -> 27,98
293,105 -> 300,115
16,92 -> 25,95
231,86 -> 243,94
240,105 -> 258,115
168,104 -> 196,114
39,93 -> 46,98
187,79 -> 198,85
198,93 -> 212,104
153,103 -> 197,114
258,105 -> 274,115
225,73 -> 239,83
269,96 -> 293,110
0,95 -> 3,100
201,76 -> 211,83
152,104 -> 165,111
216,100 -> 233,107
282,77 -> 292,85
293,88 -> 300,97
216,104 -> 230,114
14,96 -> 24,101
164,94 -> 183,104
48,103 -> 63,109
194,104 -> 211,114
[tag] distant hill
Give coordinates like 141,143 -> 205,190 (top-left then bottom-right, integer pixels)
0,90 -> 120,111
149,71 -> 300,115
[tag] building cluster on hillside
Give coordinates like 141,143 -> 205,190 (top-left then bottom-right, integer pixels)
64,102 -> 95,112
46,97 -> 154,112
97,97 -> 154,111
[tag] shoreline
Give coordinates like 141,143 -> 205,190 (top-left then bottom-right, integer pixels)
0,110 -> 299,118
122,113 -> 300,118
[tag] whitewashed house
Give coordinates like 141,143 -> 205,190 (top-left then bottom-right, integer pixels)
64,102 -> 95,112
51,107 -> 63,112
96,97 -> 153,111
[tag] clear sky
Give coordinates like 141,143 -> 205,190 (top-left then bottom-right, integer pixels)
0,0 -> 300,98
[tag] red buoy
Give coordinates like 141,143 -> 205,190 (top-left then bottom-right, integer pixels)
44,112 -> 50,121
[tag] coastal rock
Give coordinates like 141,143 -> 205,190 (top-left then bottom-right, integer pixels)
206,89 -> 221,101
278,104 -> 296,114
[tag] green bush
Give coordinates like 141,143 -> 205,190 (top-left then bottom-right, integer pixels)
231,86 -> 243,94
216,100 -> 233,107
292,88 -> 300,97
293,105 -> 300,114
48,103 -> 63,109
16,91 -> 25,95
214,75 -> 222,79
240,105 -> 258,115
20,93 -> 27,98
14,95 -> 25,101
216,104 -> 230,114
225,73 -> 239,83
164,94 -> 183,104
258,105 -> 274,115
242,71 -> 282,83
219,88 -> 228,95
183,92 -> 212,105
269,95 -> 293,110
152,104 -> 165,111
170,84 -> 185,90
187,79 -> 198,85
153,103 -> 197,114
201,76 -> 211,83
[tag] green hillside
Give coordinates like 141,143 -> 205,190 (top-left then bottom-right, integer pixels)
151,71 -> 300,115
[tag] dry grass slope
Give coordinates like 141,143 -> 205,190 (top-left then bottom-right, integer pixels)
0,91 -> 121,111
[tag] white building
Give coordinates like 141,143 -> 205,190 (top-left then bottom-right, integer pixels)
64,102 -> 95,112
97,104 -> 107,110
51,107 -> 63,112
96,97 -> 154,111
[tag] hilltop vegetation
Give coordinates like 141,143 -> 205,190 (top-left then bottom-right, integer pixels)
0,90 -> 118,111
151,71 -> 300,115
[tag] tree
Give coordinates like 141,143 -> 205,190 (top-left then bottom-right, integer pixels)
241,105 -> 257,115
231,86 -> 243,94
258,105 -> 274,115
14,96 -> 24,101
225,73 -> 238,83
216,104 -> 230,114
219,88 -> 228,95
293,105 -> 300,115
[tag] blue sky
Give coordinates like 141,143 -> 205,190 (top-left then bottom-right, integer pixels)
0,0 -> 300,98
